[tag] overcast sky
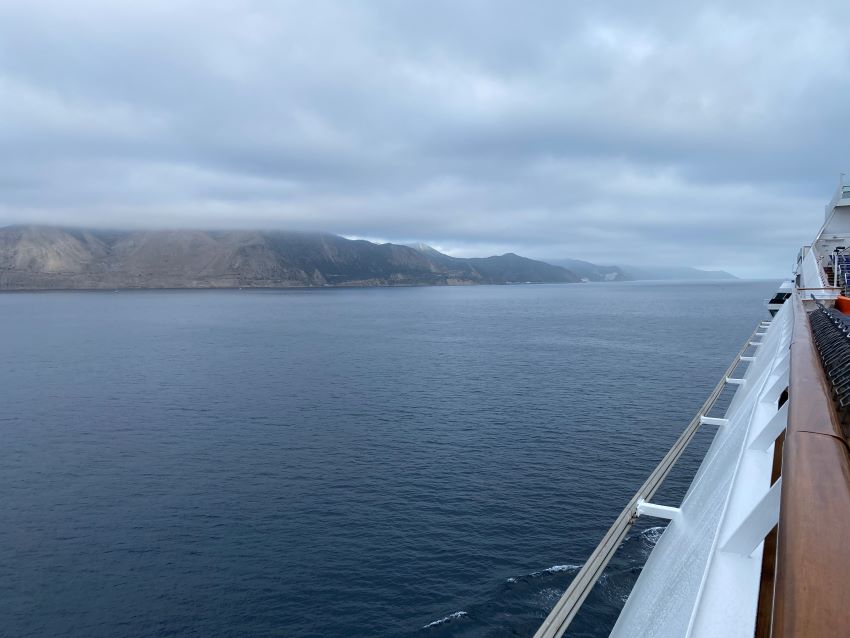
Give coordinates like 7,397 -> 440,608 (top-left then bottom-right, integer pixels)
1,1 -> 848,276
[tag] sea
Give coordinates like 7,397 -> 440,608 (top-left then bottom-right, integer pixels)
0,280 -> 779,638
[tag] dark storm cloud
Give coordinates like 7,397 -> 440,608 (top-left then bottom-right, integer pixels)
0,0 -> 847,276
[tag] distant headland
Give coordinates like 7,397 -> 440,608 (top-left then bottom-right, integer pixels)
0,226 -> 736,291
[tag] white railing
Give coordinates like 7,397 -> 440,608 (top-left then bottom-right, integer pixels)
801,248 -> 827,289
534,322 -> 774,638
835,253 -> 849,295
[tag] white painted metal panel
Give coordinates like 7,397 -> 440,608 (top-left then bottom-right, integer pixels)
610,301 -> 792,638
801,247 -> 825,290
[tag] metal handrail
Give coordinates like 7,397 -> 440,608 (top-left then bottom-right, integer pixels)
534,325 -> 765,638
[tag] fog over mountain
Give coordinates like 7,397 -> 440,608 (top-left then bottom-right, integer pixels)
0,225 -> 739,290
0,226 -> 579,290
0,2 -> 846,277
619,265 -> 737,281
544,259 -> 629,282
545,258 -> 735,282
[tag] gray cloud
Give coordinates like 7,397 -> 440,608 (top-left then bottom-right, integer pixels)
0,0 -> 847,276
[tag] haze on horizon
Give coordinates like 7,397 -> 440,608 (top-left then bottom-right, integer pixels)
0,1 -> 847,278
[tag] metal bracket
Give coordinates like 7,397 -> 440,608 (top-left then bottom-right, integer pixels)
763,371 -> 789,406
749,402 -> 789,452
720,478 -> 782,556
636,499 -> 681,521
699,416 -> 729,426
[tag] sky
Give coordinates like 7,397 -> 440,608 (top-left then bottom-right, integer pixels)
1,1 -> 848,277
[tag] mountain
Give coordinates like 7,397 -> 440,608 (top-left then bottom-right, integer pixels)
619,265 -> 737,281
411,245 -> 578,283
0,226 -> 579,290
544,257 -> 737,281
544,258 -> 628,282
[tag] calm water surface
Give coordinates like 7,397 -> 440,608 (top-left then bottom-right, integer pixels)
0,281 -> 778,637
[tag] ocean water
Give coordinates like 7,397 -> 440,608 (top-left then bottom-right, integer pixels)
0,280 -> 778,638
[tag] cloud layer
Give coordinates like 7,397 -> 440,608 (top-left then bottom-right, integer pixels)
1,1 -> 848,276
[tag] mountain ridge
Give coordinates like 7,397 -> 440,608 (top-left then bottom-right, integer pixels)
0,226 -> 580,290
618,264 -> 737,281
543,258 -> 629,282
545,257 -> 737,281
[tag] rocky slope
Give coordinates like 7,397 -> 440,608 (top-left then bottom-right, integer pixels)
0,226 -> 580,290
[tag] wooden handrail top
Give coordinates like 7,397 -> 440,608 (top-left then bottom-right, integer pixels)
773,292 -> 850,636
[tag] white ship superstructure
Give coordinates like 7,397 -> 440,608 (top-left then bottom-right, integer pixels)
536,177 -> 850,637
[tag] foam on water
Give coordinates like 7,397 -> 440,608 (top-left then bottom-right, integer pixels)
640,526 -> 666,551
422,611 -> 467,629
507,563 -> 582,583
